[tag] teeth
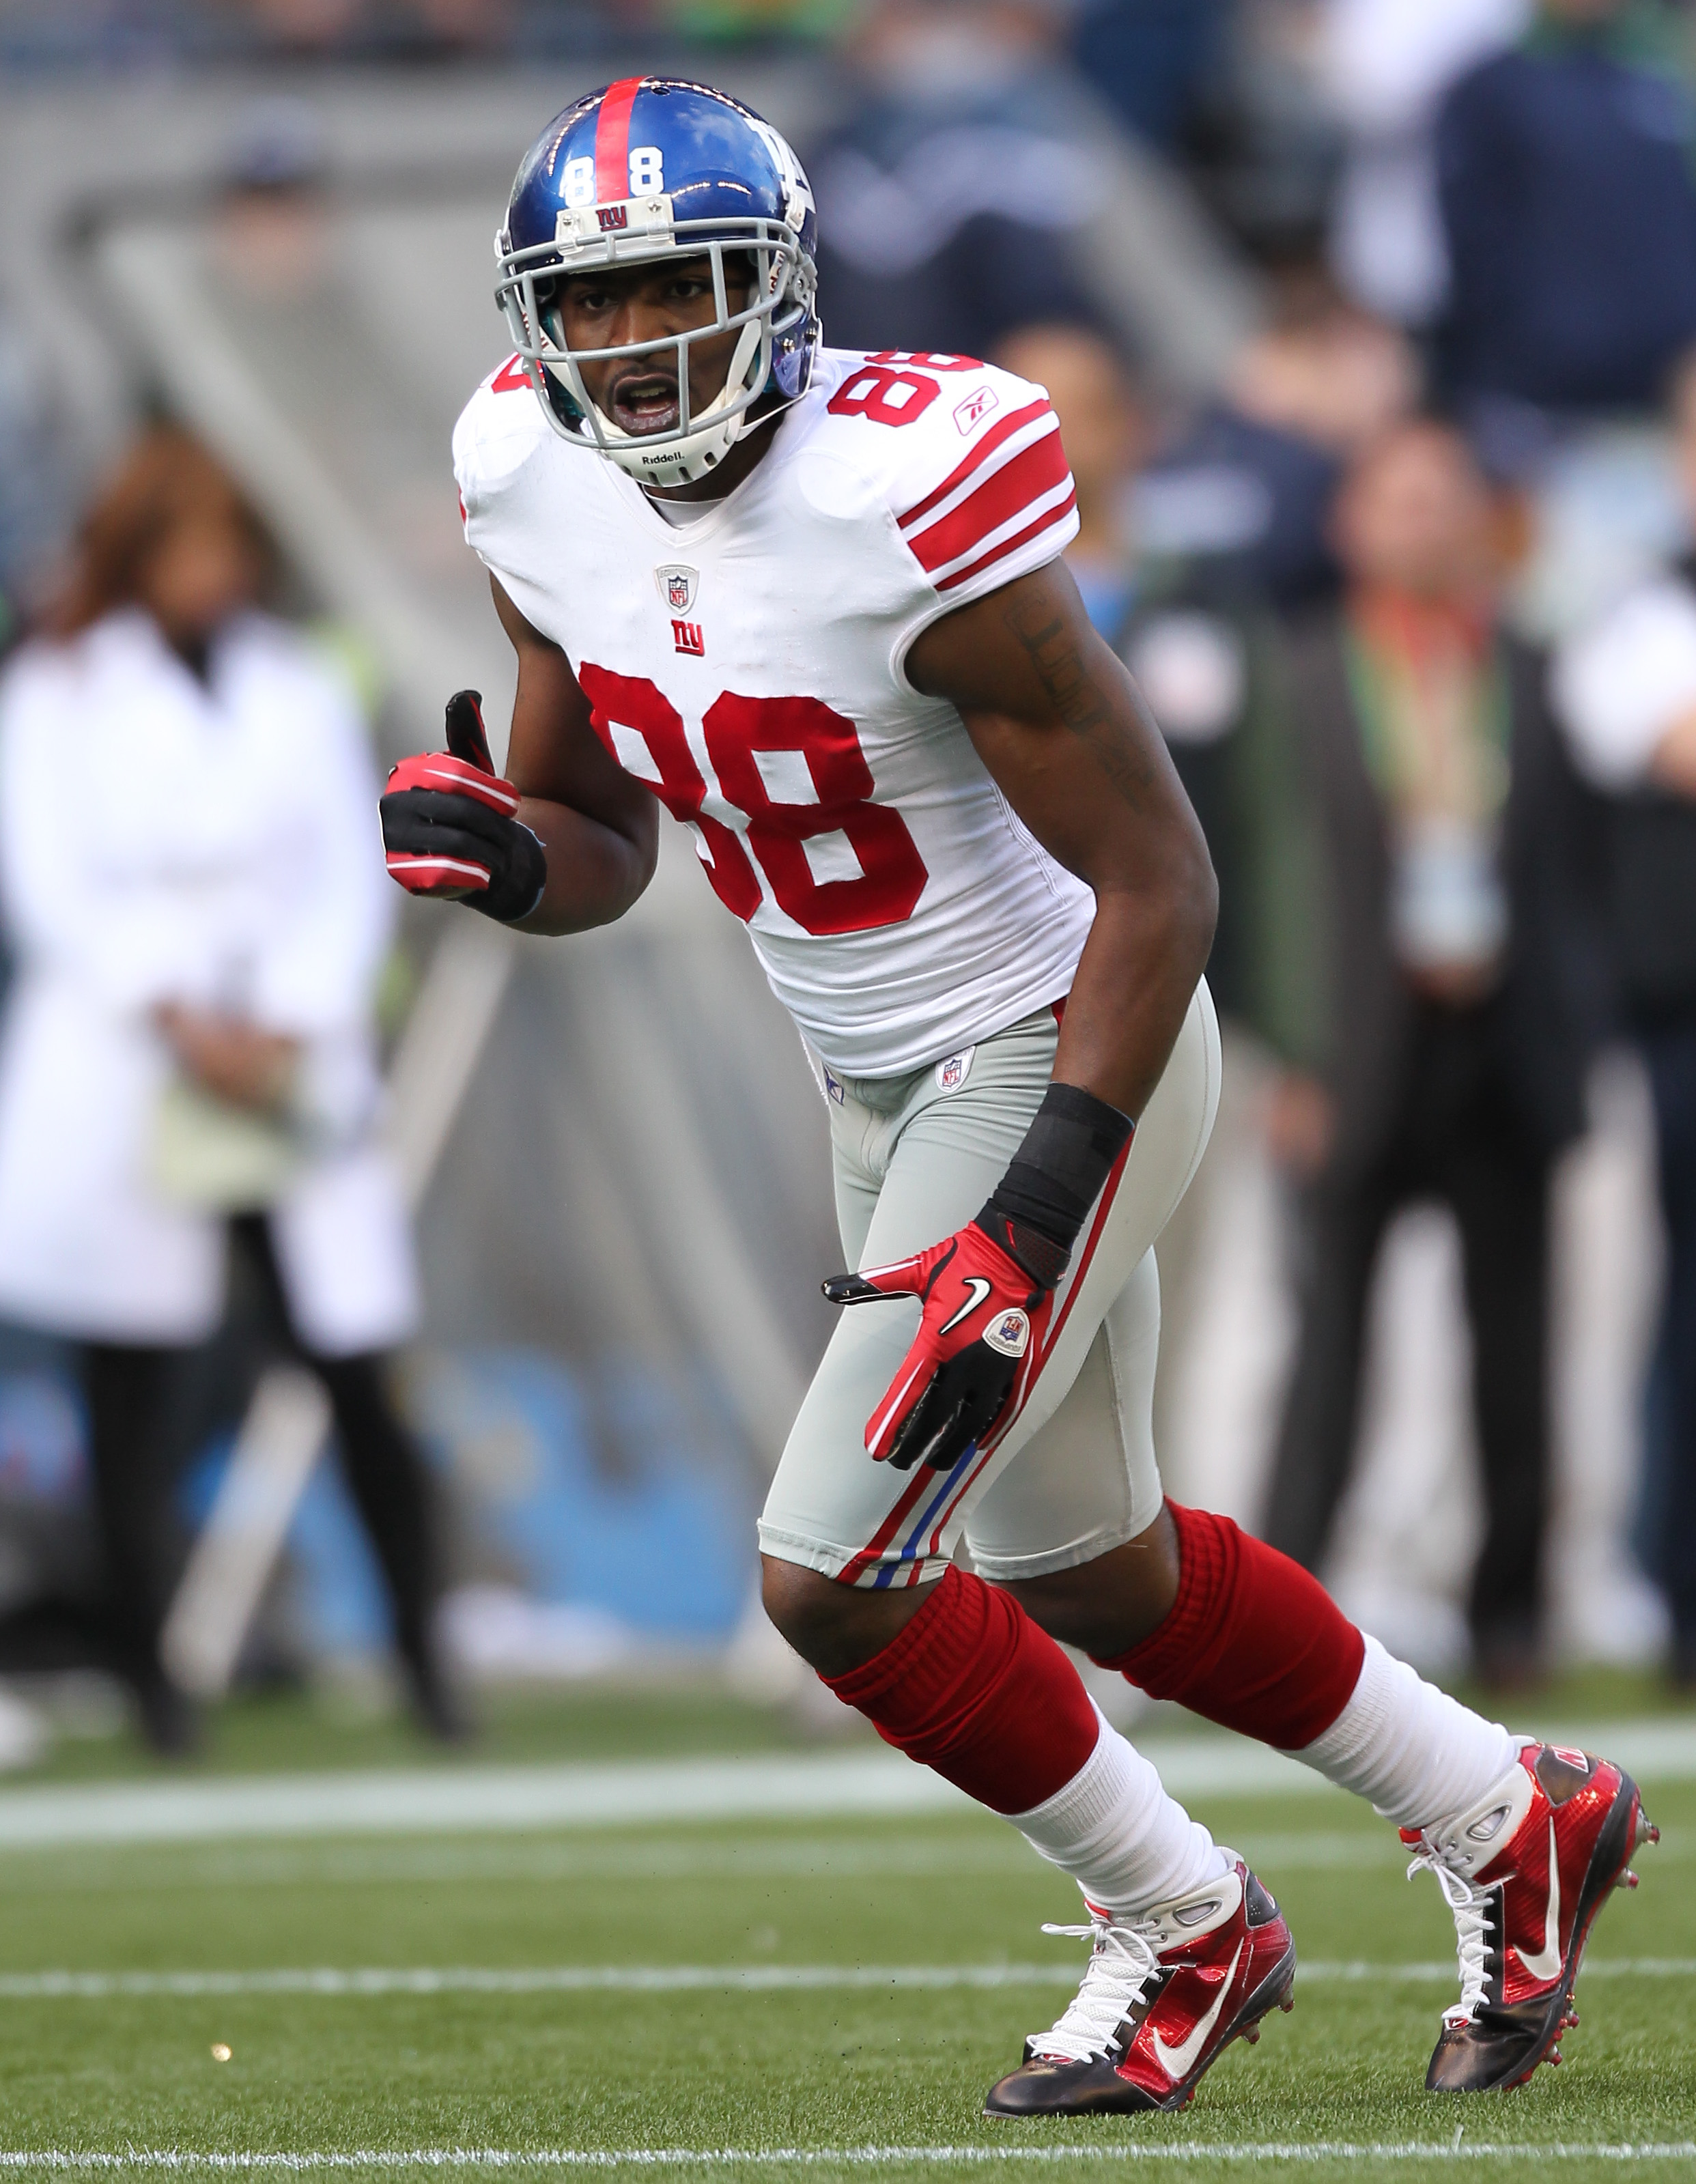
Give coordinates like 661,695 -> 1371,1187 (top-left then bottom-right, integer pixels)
1244,2026 -> 1260,2045
1280,1992 -> 1295,2013
1549,2047 -> 1562,2066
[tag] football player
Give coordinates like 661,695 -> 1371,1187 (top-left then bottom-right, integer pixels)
380,79 -> 1653,2112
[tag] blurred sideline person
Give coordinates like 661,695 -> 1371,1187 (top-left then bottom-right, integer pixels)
1318,0 -> 1529,328
1551,348 -> 1696,1681
1260,420 -> 1602,1680
1437,0 -> 1696,422
382,79 -> 1653,2110
808,0 -> 1099,358
0,427 -> 459,1750
1140,284 -> 1420,612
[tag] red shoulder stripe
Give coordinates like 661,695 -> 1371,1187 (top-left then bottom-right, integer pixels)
595,76 -> 644,204
935,487 -> 1078,594
906,430 -> 1072,577
896,398 -> 1051,533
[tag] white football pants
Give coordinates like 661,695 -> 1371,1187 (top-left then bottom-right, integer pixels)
758,983 -> 1221,1590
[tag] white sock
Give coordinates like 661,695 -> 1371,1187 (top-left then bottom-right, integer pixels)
1010,1703 -> 1228,1915
1290,1634 -> 1521,1831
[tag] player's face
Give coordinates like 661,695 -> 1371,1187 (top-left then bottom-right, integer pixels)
552,255 -> 756,438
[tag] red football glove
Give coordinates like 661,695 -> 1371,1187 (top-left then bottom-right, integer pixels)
823,1220 -> 1053,1473
380,690 -> 546,923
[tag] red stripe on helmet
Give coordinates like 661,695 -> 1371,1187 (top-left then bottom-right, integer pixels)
595,76 -> 644,205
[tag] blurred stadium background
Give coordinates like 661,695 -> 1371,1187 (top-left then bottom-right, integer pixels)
0,0 -> 1679,1766
0,3 -> 1690,2172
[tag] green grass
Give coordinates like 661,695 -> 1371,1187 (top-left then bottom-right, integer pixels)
18,1663 -> 1696,1787
0,1717 -> 1686,2184
21,1679 -> 825,1783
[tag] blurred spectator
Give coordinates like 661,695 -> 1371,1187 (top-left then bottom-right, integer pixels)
1258,419 -> 1601,1679
1551,345 -> 1696,1680
997,322 -> 1148,639
1135,282 -> 1419,609
1437,0 -> 1696,419
1319,0 -> 1529,325
0,427 -> 457,1749
1071,0 -> 1234,150
808,0 -> 1103,358
1174,0 -> 1345,264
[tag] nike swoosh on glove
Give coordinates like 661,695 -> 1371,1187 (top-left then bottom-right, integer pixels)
380,689 -> 547,924
823,1221 -> 1052,1473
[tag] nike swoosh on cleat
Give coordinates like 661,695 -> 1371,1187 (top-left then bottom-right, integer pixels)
939,1277 -> 993,1336
1519,1819 -> 1562,1983
1150,1940 -> 1243,2083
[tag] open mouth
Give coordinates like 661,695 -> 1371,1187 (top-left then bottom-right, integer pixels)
604,368 -> 682,436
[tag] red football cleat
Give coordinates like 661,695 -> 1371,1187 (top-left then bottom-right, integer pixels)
983,1857 -> 1296,2116
1405,1742 -> 1657,2093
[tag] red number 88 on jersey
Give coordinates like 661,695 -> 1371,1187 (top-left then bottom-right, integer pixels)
579,666 -> 930,937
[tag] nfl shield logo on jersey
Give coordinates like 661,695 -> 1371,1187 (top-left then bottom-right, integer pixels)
655,564 -> 698,614
935,1047 -> 975,1092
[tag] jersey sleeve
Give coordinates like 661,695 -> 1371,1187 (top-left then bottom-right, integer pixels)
451,355 -> 550,551
879,362 -> 1079,619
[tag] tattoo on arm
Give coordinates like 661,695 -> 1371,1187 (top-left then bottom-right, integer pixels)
1002,598 -> 1157,812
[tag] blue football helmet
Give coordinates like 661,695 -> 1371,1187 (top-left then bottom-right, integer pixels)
494,78 -> 820,487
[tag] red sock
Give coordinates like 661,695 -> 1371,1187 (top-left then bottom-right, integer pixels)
1097,1502 -> 1365,1749
823,1563 -> 1100,1814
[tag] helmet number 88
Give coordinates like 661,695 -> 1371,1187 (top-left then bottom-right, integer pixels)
628,146 -> 664,195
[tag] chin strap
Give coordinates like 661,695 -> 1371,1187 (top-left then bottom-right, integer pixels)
590,320 -> 765,486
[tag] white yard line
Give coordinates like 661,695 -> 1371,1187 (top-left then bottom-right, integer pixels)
0,1717 -> 1691,1848
0,1961 -> 1688,2000
0,2146 -> 1691,2168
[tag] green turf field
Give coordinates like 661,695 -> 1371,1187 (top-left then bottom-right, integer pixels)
0,1688 -> 1688,2184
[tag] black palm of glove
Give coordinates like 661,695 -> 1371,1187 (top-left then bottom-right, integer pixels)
823,1221 -> 1051,1473
380,690 -> 547,924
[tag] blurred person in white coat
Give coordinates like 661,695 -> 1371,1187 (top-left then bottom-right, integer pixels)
0,425 -> 458,1750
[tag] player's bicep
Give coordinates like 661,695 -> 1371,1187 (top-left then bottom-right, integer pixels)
908,560 -> 1203,891
491,576 -> 658,862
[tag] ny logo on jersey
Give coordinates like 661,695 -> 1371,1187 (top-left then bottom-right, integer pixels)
654,563 -> 698,614
672,619 -> 705,656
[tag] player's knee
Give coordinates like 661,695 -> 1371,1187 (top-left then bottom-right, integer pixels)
1001,1506 -> 1181,1656
761,1555 -> 849,1660
759,1552 -> 927,1679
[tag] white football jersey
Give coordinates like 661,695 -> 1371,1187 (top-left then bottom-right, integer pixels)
454,345 -> 1092,1075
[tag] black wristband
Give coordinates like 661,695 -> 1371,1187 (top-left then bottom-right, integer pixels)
976,1082 -> 1134,1288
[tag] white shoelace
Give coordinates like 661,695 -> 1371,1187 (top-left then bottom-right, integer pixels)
1027,1912 -> 1168,2065
1407,1845 -> 1493,2028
